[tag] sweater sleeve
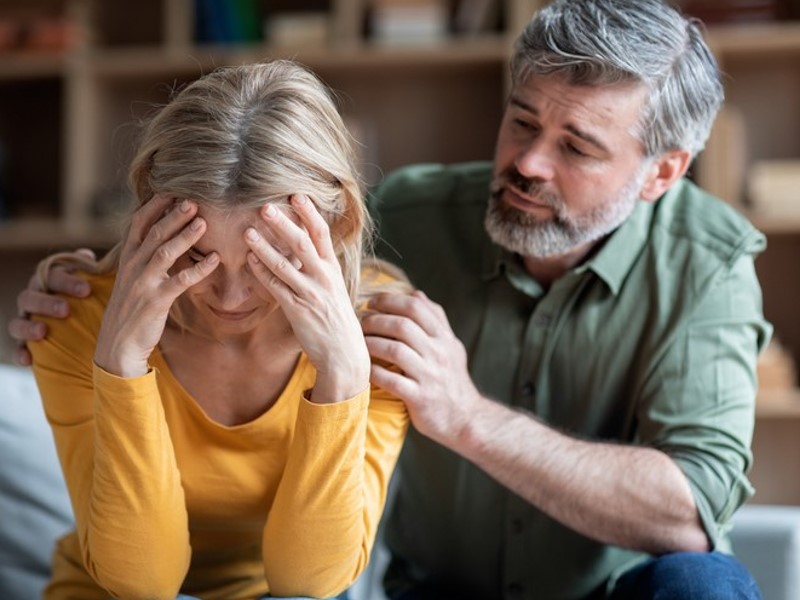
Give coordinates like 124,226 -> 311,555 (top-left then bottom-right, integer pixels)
30,287 -> 191,600
262,383 -> 408,597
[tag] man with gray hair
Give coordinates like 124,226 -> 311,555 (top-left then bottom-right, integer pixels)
361,0 -> 769,598
10,0 -> 769,598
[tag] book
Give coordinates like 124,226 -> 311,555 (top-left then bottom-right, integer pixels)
195,0 -> 262,45
453,0 -> 501,34
264,12 -> 329,48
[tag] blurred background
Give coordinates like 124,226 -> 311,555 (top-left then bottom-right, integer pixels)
0,0 -> 799,502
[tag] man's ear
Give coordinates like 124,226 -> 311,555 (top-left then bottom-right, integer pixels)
639,149 -> 692,202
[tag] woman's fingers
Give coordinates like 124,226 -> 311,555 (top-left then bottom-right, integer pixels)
124,194 -> 175,252
290,194 -> 335,260
136,198 -> 198,260
145,216 -> 207,273
245,227 -> 304,298
256,196 -> 335,276
164,252 -> 220,297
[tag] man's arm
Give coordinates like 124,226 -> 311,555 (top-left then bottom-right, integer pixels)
7,249 -> 94,365
362,290 -> 710,555
446,389 -> 708,554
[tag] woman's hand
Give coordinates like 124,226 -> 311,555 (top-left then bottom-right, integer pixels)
94,196 -> 220,378
245,194 -> 370,404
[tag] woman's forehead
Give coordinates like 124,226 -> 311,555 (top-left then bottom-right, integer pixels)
193,202 -> 299,252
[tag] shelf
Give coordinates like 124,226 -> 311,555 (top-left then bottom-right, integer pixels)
84,36 -> 512,78
708,21 -> 800,57
0,53 -> 67,80
756,388 -> 800,418
0,218 -> 120,251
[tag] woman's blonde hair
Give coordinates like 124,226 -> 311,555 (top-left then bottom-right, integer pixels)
39,60 -> 408,312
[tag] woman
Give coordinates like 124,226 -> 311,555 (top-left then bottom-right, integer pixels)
29,60 -> 409,600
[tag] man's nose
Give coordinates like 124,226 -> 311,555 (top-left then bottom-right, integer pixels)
516,140 -> 556,182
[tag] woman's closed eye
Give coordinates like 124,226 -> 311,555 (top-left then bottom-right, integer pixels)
187,248 -> 207,264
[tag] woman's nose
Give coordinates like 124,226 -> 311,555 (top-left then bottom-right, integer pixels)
213,271 -> 252,308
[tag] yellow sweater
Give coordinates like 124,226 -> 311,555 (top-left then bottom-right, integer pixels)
30,272 -> 408,600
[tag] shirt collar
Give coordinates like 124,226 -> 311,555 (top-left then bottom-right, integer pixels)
579,199 -> 654,295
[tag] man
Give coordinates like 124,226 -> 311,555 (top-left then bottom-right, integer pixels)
10,1 -> 769,598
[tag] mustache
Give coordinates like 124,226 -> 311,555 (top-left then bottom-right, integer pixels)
490,168 -> 559,210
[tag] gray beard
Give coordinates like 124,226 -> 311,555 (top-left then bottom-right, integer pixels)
484,168 -> 646,258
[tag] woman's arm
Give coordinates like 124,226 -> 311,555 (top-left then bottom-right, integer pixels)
262,385 -> 407,598
30,280 -> 192,599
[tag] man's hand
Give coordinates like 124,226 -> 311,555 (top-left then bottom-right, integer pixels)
7,249 -> 95,366
361,291 -> 482,445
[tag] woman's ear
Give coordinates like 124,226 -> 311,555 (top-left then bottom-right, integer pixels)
639,149 -> 692,202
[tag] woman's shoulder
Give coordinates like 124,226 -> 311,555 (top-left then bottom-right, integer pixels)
66,271 -> 116,319
359,258 -> 413,291
33,271 -> 116,345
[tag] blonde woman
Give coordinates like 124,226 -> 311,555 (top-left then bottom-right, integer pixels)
28,60 -> 409,600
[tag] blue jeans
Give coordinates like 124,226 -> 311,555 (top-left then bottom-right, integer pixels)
388,552 -> 762,600
609,552 -> 762,600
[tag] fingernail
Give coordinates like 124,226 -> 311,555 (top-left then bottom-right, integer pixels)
264,205 -> 276,218
35,322 -> 46,337
294,194 -> 307,205
180,199 -> 192,212
206,252 -> 219,264
246,227 -> 259,241
191,217 -> 203,231
55,301 -> 68,317
75,282 -> 89,296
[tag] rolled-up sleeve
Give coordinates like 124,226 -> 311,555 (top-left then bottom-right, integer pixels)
637,253 -> 772,549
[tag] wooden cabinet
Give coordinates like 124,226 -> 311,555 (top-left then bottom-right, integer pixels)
1,0 -> 799,502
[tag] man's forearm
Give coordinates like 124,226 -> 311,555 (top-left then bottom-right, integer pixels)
444,394 -> 710,554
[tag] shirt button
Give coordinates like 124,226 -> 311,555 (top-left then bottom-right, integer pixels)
521,382 -> 535,396
533,313 -> 551,326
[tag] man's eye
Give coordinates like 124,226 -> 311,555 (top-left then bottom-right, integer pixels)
566,143 -> 589,157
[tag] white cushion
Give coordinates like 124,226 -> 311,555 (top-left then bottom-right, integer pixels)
0,364 -> 73,598
731,504 -> 800,600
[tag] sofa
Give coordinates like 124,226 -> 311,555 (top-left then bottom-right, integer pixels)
1,362 -> 798,600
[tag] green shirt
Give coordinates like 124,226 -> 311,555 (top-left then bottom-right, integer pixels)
370,162 -> 772,600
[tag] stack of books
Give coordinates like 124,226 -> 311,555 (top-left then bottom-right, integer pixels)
369,0 -> 503,45
370,0 -> 450,45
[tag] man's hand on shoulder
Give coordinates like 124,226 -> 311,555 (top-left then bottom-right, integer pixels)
362,290 -> 482,446
7,249 -> 95,366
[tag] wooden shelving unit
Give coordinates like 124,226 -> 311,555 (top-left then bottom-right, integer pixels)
1,0 -> 799,502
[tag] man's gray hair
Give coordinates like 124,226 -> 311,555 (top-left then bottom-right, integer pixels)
511,0 -> 723,157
